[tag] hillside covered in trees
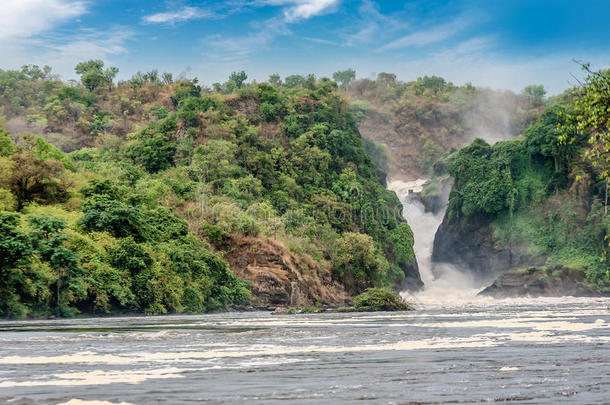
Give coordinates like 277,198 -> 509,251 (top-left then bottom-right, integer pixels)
433,66 -> 610,294
341,71 -> 546,179
0,63 -> 418,318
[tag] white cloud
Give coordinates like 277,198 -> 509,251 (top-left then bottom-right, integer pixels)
202,13 -> 292,65
387,42 -> 606,94
1,28 -> 133,80
43,29 -> 133,75
281,0 -> 340,22
142,6 -> 216,24
143,1 -> 339,25
0,0 -> 86,40
204,31 -> 275,64
303,36 -> 338,45
380,15 -> 474,51
199,1 -> 339,66
343,0 -> 394,46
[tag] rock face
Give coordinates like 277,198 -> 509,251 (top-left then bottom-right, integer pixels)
399,260 -> 423,292
479,266 -> 607,298
221,234 -> 421,307
222,235 -> 350,307
432,215 -> 545,281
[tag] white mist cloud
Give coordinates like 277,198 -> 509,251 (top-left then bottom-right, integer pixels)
0,0 -> 86,40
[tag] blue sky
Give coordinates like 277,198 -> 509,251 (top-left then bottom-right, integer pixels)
1,0 -> 609,93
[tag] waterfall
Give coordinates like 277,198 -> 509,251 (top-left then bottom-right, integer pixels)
388,178 -> 486,306
387,179 -> 440,284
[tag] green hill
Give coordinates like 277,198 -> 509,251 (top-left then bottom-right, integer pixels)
0,64 -> 419,318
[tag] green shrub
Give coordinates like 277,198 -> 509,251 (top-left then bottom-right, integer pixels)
352,288 -> 412,311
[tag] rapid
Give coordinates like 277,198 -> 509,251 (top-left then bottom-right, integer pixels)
0,180 -> 609,404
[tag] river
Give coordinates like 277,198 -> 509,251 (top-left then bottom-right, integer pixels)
1,298 -> 609,404
2,179 -> 609,404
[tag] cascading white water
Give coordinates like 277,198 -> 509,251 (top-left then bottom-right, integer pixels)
387,179 -> 440,284
388,179 -> 488,306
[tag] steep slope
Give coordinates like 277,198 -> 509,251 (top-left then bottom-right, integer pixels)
344,75 -> 543,180
432,99 -> 610,294
0,65 -> 420,317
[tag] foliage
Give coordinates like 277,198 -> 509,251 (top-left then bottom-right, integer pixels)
521,85 -> 546,106
560,64 -> 610,178
352,288 -> 412,311
0,118 -> 16,156
0,62 -> 420,318
1,136 -> 71,211
75,60 -> 119,92
342,73 -> 544,178
447,91 -> 610,291
333,69 -> 356,87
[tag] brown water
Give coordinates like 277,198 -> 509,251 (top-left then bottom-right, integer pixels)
1,297 -> 609,404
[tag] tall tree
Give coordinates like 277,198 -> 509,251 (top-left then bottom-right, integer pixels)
333,68 -> 356,87
75,59 -> 119,91
229,71 -> 248,89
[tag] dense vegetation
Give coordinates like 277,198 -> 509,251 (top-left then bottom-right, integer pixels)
343,72 -> 544,178
350,287 -> 412,312
0,63 -> 416,318
443,68 -> 610,292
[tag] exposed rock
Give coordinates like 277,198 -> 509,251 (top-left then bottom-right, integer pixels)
398,260 -> 423,292
222,234 -> 350,307
272,307 -> 289,315
432,215 -> 545,280
479,266 -> 608,298
419,177 -> 452,215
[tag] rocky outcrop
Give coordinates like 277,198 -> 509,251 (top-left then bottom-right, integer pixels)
399,260 -> 423,292
222,235 -> 350,307
479,266 -> 607,298
432,215 -> 545,280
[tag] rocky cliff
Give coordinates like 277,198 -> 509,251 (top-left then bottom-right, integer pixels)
222,235 -> 350,307
432,214 -> 545,281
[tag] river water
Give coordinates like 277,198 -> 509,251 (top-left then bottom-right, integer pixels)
1,298 -> 609,404
2,180 -> 609,404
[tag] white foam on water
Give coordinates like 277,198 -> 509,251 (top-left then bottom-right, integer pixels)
0,367 -> 185,388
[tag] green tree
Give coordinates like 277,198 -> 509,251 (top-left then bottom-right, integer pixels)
0,212 -> 33,317
125,129 -> 176,173
4,149 -> 70,211
78,196 -> 146,240
191,140 -> 240,186
268,73 -> 282,86
229,71 -> 248,89
332,68 -> 356,87
284,74 -> 304,88
561,64 -> 610,179
0,118 -> 16,156
521,84 -> 546,106
75,60 -> 119,91
29,215 -> 84,316
332,232 -> 389,293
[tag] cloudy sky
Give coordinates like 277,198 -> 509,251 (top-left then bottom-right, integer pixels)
1,0 -> 609,93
